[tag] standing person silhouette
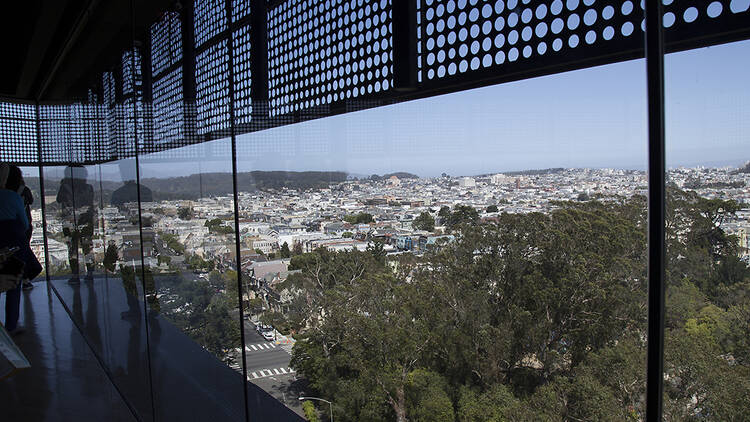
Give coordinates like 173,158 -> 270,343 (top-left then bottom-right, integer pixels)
56,165 -> 95,283
0,164 -> 42,335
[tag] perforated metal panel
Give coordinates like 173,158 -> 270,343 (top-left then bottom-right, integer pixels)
87,89 -> 98,104
195,0 -> 228,47
196,40 -> 231,135
267,0 -> 395,117
122,50 -> 143,98
0,102 -> 37,163
232,0 -> 252,22
663,0 -> 750,36
149,10 -> 187,151
117,100 -> 148,158
233,23 -> 253,125
38,104 -> 106,164
419,0 -> 638,82
152,67 -> 185,146
152,11 -> 183,78
103,72 -> 116,107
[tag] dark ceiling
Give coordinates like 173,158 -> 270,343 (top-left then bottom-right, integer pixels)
0,0 -> 174,102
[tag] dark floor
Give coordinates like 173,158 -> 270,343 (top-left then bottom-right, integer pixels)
0,282 -> 136,422
2,277 -> 304,422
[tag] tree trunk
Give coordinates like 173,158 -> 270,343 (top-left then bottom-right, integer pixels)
393,386 -> 407,422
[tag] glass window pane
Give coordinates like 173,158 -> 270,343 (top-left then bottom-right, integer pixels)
138,139 -> 246,420
236,58 -> 648,420
663,39 -> 750,420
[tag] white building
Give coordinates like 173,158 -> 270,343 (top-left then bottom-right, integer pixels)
458,177 -> 476,188
490,174 -> 512,185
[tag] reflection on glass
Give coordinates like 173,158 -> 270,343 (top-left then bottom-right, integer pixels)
18,166 -> 45,281
663,40 -> 750,420
138,140 -> 245,420
42,166 -> 76,278
54,165 -> 96,282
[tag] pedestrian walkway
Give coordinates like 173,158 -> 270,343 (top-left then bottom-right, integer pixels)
280,344 -> 294,354
245,342 -> 277,351
247,367 -> 296,380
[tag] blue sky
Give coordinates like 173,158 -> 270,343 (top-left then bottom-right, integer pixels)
87,38 -> 750,181
230,38 -> 749,177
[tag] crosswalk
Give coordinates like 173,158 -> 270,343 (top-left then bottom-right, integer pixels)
247,367 -> 296,380
245,343 -> 277,351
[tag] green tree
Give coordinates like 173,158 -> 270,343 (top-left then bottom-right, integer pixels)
223,270 -> 239,306
157,254 -> 172,267
178,206 -> 194,220
412,212 -> 435,232
457,384 -> 519,422
302,401 -> 320,422
292,242 -> 303,256
342,231 -> 354,238
405,370 -> 454,422
445,204 -> 480,228
283,192 -> 750,420
343,212 -> 374,224
438,205 -> 451,219
485,204 -> 499,213
280,241 -> 291,258
103,244 -> 118,272
161,232 -> 186,255
204,218 -> 223,228
158,273 -> 240,360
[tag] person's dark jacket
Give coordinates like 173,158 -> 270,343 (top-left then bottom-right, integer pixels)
111,180 -> 153,206
0,220 -> 42,280
56,178 -> 94,208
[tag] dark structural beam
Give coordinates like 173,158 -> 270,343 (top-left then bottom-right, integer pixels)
391,0 -> 417,91
181,0 -> 198,143
646,0 -> 666,420
250,0 -> 269,124
225,1 -> 251,421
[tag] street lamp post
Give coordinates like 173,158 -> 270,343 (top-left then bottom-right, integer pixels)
298,396 -> 333,422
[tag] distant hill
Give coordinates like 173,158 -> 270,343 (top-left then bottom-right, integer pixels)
369,172 -> 420,181
28,171 -> 347,203
504,168 -> 566,176
141,171 -> 347,199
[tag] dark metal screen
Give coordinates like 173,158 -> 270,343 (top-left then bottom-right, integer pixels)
267,0 -> 395,116
0,102 -> 37,163
418,0 -> 642,83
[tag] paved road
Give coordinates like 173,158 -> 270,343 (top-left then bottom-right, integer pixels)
239,321 -> 294,380
240,327 -> 302,419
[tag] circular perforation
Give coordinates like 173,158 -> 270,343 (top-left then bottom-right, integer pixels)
195,0 -> 228,48
0,102 -> 37,163
232,0 -> 251,22
151,11 -> 183,79
122,50 -> 143,98
233,24 -> 253,125
152,67 -> 185,147
420,0 -> 644,82
195,40 -> 231,135
267,0 -> 394,117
